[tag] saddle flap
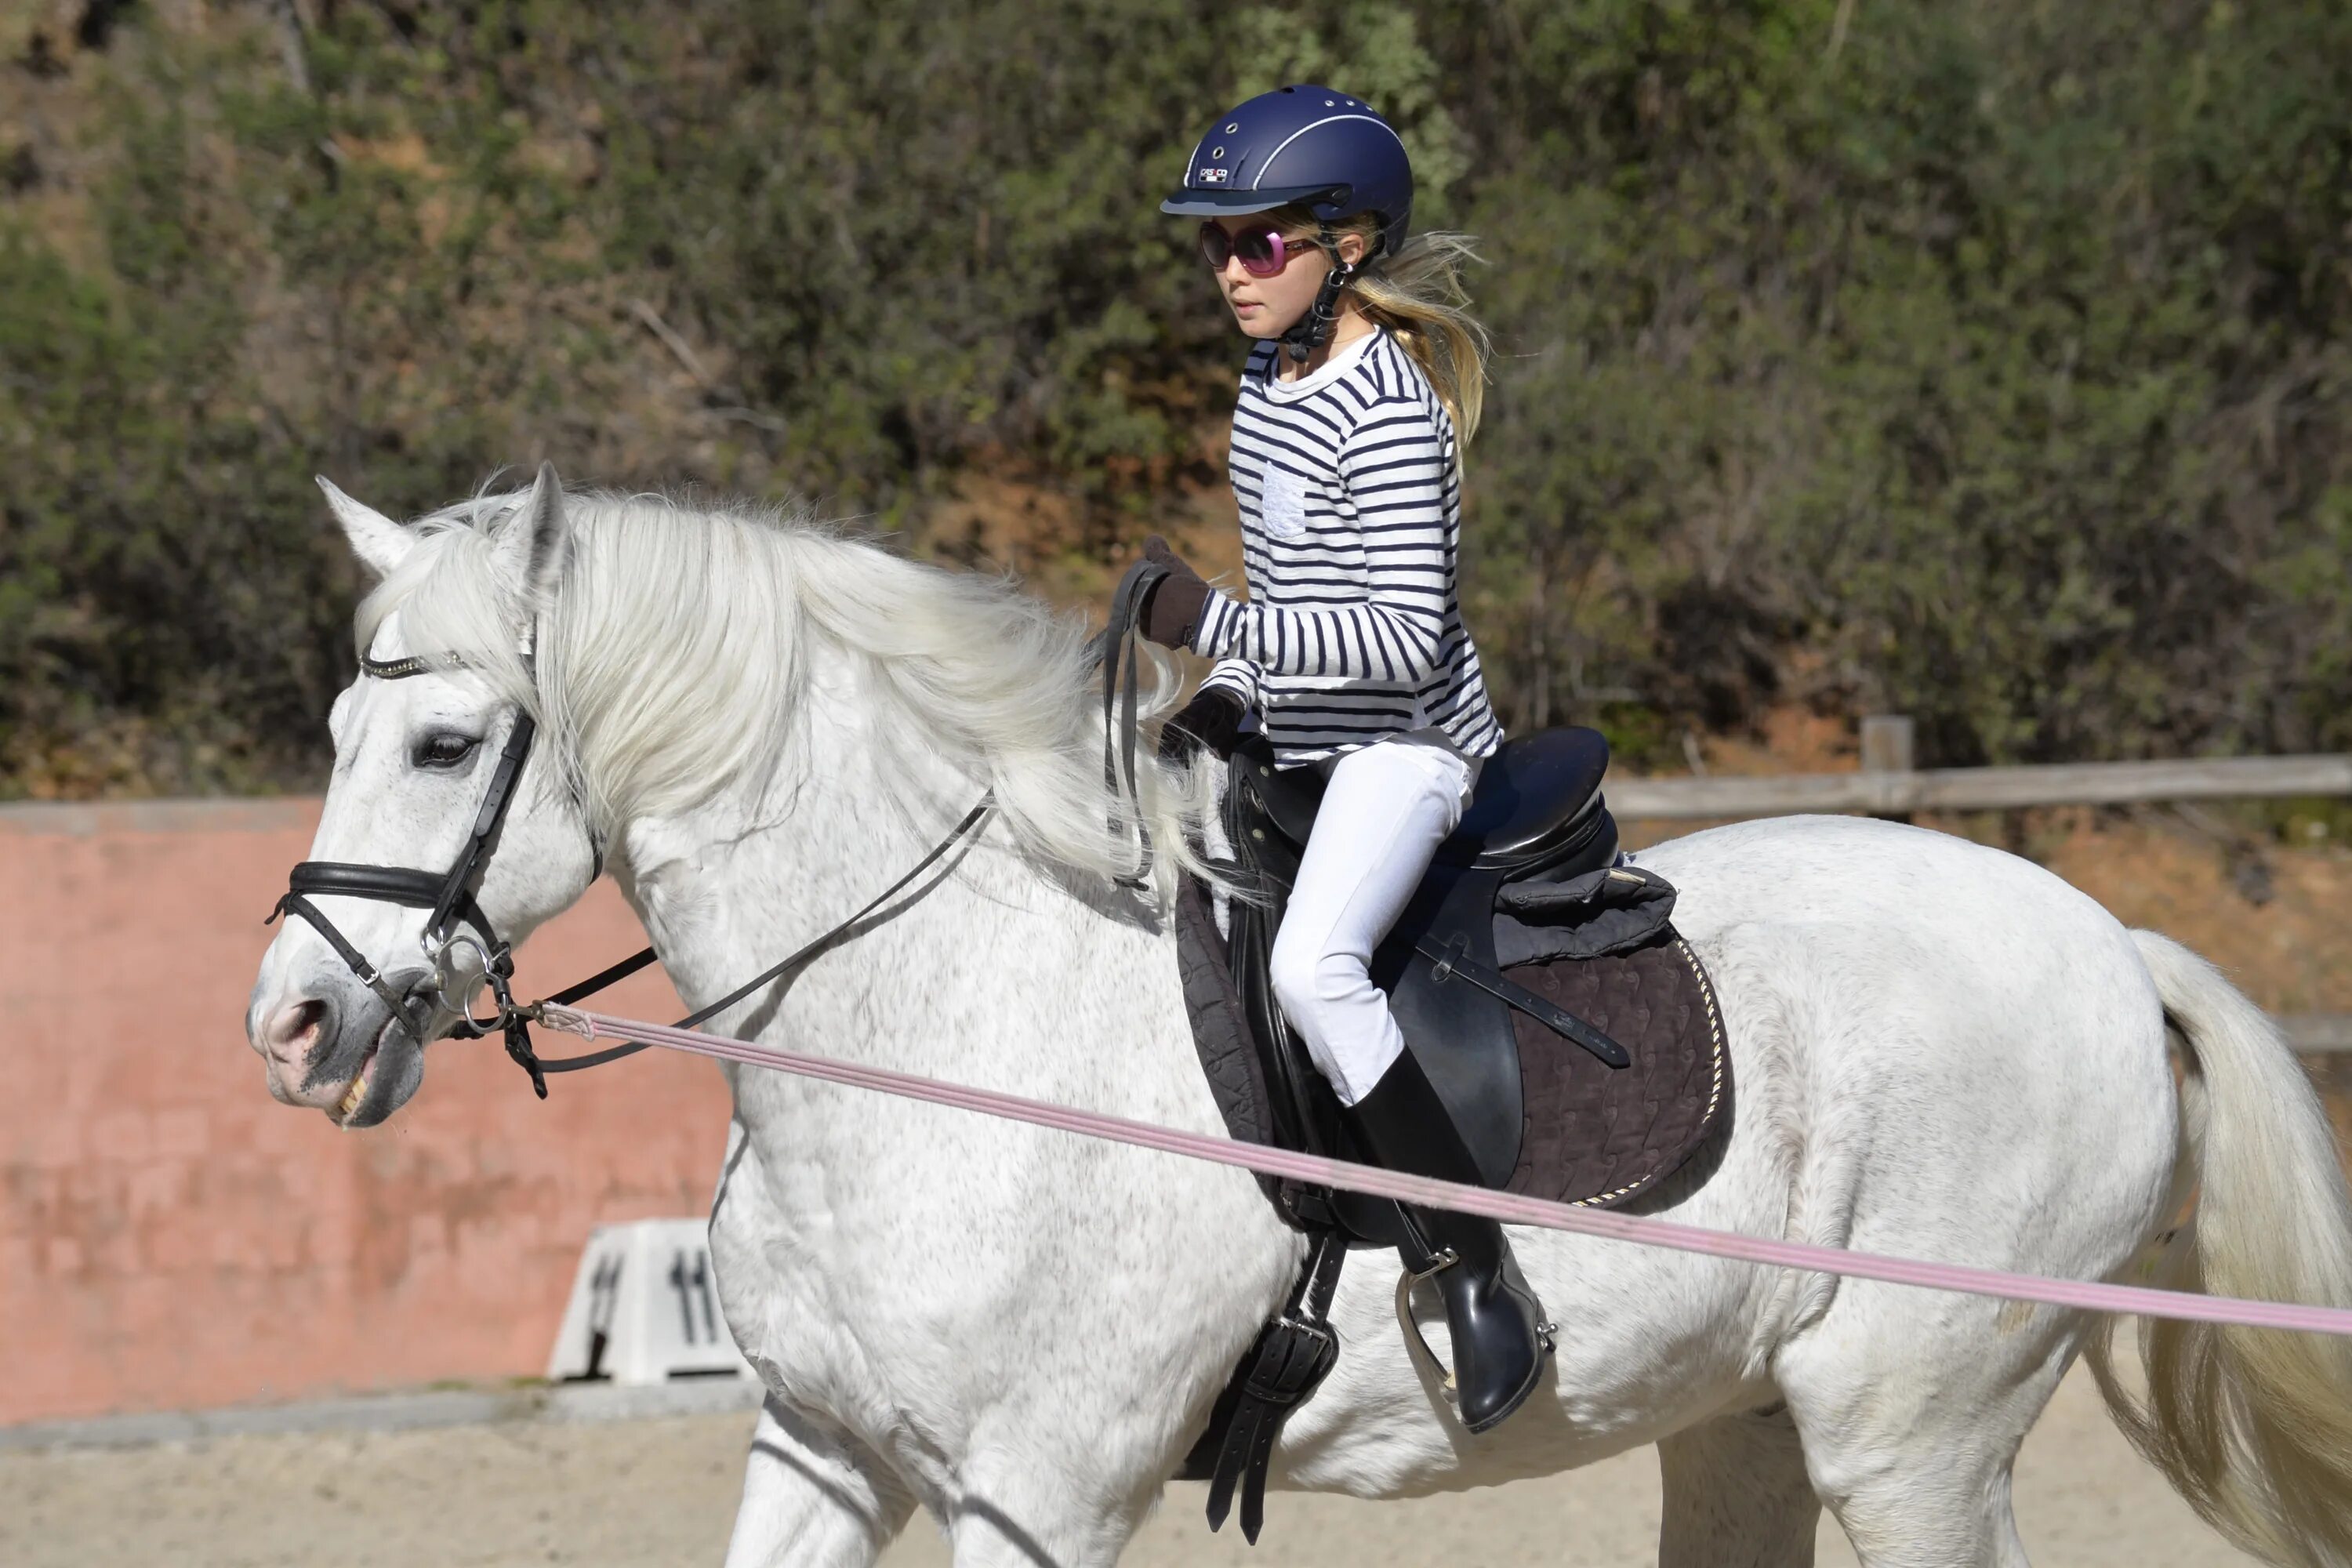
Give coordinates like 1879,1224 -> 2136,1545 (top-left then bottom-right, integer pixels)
1370,862 -> 1525,1188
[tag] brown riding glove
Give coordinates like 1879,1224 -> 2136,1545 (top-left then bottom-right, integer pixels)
1160,687 -> 1247,761
1138,535 -> 1211,650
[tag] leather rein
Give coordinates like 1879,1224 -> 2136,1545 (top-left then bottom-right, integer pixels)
1100,557 -> 1171,886
272,566 -> 1171,1099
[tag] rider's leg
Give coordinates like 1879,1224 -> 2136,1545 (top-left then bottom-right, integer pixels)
1346,1046 -> 1554,1432
722,1394 -> 914,1568
1268,731 -> 1552,1434
1267,731 -> 1469,1102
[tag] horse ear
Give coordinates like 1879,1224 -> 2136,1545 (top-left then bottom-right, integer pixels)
318,477 -> 414,580
488,461 -> 571,622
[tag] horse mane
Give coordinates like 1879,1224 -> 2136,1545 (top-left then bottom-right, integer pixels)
354,485 -> 1214,902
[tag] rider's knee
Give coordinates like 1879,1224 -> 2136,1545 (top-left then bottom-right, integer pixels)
1270,927 -> 1373,1035
1268,924 -> 1322,1029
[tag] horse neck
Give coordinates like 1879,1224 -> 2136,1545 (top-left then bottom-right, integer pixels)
604,641 -> 1196,1109
610,671 -> 932,994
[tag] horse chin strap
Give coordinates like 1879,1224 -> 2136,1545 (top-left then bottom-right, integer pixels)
1282,227 -> 1358,365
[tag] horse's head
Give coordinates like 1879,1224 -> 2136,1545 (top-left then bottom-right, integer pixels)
247,465 -> 601,1127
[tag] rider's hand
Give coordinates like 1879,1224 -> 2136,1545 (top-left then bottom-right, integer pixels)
1138,535 -> 1211,650
1159,687 -> 1247,761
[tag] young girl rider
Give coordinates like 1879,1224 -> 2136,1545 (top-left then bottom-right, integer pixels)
1137,85 -> 1552,1434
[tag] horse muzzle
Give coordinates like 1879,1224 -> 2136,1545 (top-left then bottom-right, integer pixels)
250,964 -> 434,1127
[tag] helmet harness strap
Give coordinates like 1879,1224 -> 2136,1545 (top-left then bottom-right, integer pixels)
1283,225 -> 1358,365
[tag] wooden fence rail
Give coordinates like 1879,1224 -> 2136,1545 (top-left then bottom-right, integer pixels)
1610,752 -> 2352,820
1605,718 -> 2352,1058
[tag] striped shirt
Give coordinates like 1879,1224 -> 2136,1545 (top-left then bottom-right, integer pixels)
1192,327 -> 1504,768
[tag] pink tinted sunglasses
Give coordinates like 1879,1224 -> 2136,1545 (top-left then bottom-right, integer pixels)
1197,221 -> 1321,278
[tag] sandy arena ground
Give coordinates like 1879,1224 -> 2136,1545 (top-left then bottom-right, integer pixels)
0,1368 -> 2257,1567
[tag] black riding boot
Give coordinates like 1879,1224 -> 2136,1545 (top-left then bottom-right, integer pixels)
1344,1048 -> 1553,1434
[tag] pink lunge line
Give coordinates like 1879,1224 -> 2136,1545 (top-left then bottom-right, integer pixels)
538,1004 -> 2352,1338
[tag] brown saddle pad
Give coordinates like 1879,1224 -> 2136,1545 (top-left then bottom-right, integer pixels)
1504,932 -> 1730,1208
1175,875 -> 1730,1217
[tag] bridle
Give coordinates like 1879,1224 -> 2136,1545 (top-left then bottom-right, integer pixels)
270,637 -> 998,1098
267,642 -> 603,1094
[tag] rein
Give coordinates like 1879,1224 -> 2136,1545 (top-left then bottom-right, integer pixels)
515,793 -> 997,1084
557,563 -> 1159,1076
559,564 -> 1163,1076
1099,557 -> 1171,888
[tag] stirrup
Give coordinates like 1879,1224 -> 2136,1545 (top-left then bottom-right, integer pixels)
1393,1248 -> 1461,1392
1392,1252 -> 1559,1408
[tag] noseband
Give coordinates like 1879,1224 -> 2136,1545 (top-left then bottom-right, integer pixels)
267,646 -> 600,1094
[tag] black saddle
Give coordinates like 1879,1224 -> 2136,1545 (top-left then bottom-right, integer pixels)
1219,726 -> 1623,1243
1238,725 -> 1616,872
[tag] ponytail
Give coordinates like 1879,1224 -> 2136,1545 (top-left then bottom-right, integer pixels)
1346,229 -> 1493,452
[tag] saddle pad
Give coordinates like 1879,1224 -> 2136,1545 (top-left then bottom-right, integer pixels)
1176,877 -> 1731,1215
1504,931 -> 1730,1208
1176,880 -> 1269,1146
1174,877 -> 1303,1215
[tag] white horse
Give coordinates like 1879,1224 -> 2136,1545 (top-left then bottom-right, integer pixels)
247,470 -> 2352,1568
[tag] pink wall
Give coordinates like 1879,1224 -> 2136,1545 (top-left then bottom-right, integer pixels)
0,798 -> 730,1425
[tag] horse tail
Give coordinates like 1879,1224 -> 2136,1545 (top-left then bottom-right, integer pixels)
2085,930 -> 2352,1567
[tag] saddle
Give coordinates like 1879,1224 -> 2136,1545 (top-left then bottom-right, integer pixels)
1174,725 -> 1733,1536
1221,727 -> 1617,1231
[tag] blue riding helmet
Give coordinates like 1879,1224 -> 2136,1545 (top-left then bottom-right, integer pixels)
1161,84 -> 1414,259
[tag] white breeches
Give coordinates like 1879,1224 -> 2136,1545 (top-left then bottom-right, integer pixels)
1268,731 -> 1477,1105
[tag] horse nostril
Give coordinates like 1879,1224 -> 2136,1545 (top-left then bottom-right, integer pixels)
270,997 -> 331,1059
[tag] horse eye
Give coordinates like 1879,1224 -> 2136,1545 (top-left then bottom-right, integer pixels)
412,731 -> 480,769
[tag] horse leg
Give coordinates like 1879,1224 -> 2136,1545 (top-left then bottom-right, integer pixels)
722,1394 -> 916,1568
1806,1446 -> 2030,1568
935,1446 -> 1154,1568
1657,1404 -> 1822,1568
940,1482 -> 1146,1568
946,1509 -> 1112,1568
1777,1304 -> 2074,1568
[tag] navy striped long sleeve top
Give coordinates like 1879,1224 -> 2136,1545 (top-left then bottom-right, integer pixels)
1192,327 -> 1504,768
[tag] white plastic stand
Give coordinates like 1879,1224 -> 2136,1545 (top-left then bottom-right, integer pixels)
546,1218 -> 753,1385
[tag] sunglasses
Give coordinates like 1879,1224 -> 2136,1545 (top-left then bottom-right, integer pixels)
1196,221 -> 1322,278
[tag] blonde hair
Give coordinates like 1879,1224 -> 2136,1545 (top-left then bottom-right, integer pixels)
1303,212 -> 1493,448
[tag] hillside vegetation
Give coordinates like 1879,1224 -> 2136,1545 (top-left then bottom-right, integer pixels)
4,0 -> 2350,796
